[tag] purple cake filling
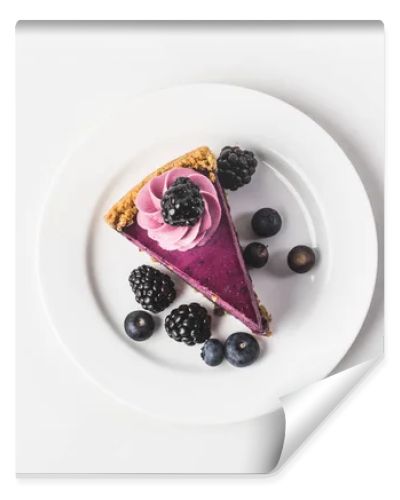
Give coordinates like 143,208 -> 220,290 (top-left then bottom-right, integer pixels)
123,182 -> 264,334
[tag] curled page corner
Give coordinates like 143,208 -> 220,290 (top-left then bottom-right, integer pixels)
273,356 -> 382,471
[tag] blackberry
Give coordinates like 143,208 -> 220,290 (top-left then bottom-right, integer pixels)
129,265 -> 176,313
161,177 -> 204,226
165,303 -> 211,346
217,146 -> 257,191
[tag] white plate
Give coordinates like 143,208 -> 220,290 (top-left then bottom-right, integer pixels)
37,84 -> 377,424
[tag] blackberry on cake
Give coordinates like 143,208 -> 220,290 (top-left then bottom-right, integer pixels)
217,146 -> 257,191
129,265 -> 176,313
165,303 -> 211,346
161,177 -> 205,226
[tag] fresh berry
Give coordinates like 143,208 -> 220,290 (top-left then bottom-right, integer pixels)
243,242 -> 269,268
201,339 -> 224,366
129,265 -> 176,313
161,177 -> 204,226
217,146 -> 257,191
165,303 -> 211,346
124,310 -> 155,341
287,245 -> 316,273
224,332 -> 260,367
252,208 -> 282,237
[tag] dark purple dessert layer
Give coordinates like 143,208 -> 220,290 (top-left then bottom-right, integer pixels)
123,183 -> 264,333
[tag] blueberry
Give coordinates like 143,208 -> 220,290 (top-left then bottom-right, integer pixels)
243,242 -> 269,268
124,310 -> 155,341
201,339 -> 224,366
251,208 -> 282,237
287,245 -> 316,273
224,332 -> 260,367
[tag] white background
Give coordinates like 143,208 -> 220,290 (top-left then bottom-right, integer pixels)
15,21 -> 383,471
1,0 -> 399,499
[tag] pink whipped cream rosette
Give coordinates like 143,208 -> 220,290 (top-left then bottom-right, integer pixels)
135,168 -> 221,251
